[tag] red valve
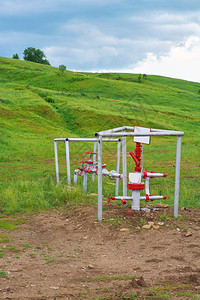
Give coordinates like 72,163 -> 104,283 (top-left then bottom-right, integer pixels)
143,170 -> 148,179
85,170 -> 92,173
85,152 -> 97,155
145,194 -> 149,202
121,199 -> 127,205
130,143 -> 142,172
108,193 -> 115,204
78,167 -> 85,171
96,164 -> 107,169
130,151 -> 140,166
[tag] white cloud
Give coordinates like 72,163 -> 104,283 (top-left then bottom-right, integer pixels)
132,36 -> 200,82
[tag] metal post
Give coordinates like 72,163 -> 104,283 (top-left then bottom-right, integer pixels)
74,171 -> 78,184
131,190 -> 140,210
65,139 -> 71,186
54,140 -> 59,184
98,136 -> 103,221
145,177 -> 150,195
122,137 -> 127,197
83,171 -> 87,193
115,139 -> 121,196
174,136 -> 182,217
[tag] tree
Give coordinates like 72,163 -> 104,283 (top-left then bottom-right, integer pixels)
59,64 -> 66,74
12,53 -> 19,59
23,47 -> 50,65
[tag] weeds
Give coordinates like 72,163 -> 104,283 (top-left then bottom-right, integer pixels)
0,271 -> 7,278
0,176 -> 85,213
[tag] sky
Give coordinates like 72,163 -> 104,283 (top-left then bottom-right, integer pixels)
0,0 -> 200,82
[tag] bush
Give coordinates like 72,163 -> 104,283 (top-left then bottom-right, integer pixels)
12,53 -> 19,59
59,64 -> 66,74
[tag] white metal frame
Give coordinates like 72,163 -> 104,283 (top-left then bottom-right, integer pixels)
95,126 -> 184,220
54,137 -> 121,195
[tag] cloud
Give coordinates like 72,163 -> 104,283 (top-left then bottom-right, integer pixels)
1,0 -> 199,82
132,36 -> 200,82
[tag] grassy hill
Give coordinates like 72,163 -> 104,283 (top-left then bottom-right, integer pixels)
0,56 -> 199,213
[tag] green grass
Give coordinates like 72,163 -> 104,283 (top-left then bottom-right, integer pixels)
0,271 -> 7,278
0,56 -> 199,213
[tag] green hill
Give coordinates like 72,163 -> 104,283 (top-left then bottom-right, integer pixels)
0,56 -> 199,213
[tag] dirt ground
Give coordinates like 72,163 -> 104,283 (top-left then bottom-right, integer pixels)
0,203 -> 199,300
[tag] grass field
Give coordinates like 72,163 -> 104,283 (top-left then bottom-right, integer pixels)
0,56 -> 199,213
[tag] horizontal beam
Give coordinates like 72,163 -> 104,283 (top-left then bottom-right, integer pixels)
96,131 -> 184,137
54,138 -> 121,142
96,126 -> 127,136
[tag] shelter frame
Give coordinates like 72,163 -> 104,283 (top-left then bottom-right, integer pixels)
54,137 -> 121,196
95,126 -> 184,221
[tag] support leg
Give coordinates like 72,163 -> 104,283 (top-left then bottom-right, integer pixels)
122,137 -> 127,197
98,136 -> 103,221
65,140 -> 71,186
174,136 -> 182,217
132,190 -> 140,211
115,139 -> 121,197
54,141 -> 59,184
83,172 -> 87,193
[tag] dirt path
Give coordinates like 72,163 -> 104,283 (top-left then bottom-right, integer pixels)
0,204 -> 199,299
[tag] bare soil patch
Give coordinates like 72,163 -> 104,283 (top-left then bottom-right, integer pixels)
0,204 -> 199,299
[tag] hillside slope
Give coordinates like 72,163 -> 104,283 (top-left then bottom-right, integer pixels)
0,56 -> 199,211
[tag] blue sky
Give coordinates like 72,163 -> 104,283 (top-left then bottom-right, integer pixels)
1,0 -> 200,82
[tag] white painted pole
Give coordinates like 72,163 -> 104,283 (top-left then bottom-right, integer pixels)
115,139 -> 121,196
174,136 -> 182,217
74,171 -> 78,184
145,177 -> 150,195
54,140 -> 59,184
65,140 -> 71,186
96,131 -> 184,137
83,172 -> 88,193
98,136 -> 103,221
131,190 -> 140,210
122,137 -> 127,197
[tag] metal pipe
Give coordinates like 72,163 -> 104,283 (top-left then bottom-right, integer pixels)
54,138 -> 67,141
115,140 -> 121,196
174,136 -> 182,217
96,131 -> 184,137
65,139 -> 71,186
122,137 -> 127,197
95,126 -> 127,136
83,171 -> 87,193
98,136 -> 103,221
65,138 -> 120,142
132,190 -> 140,210
145,177 -> 150,195
74,171 -> 78,183
54,140 -> 59,184
111,195 -> 166,201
